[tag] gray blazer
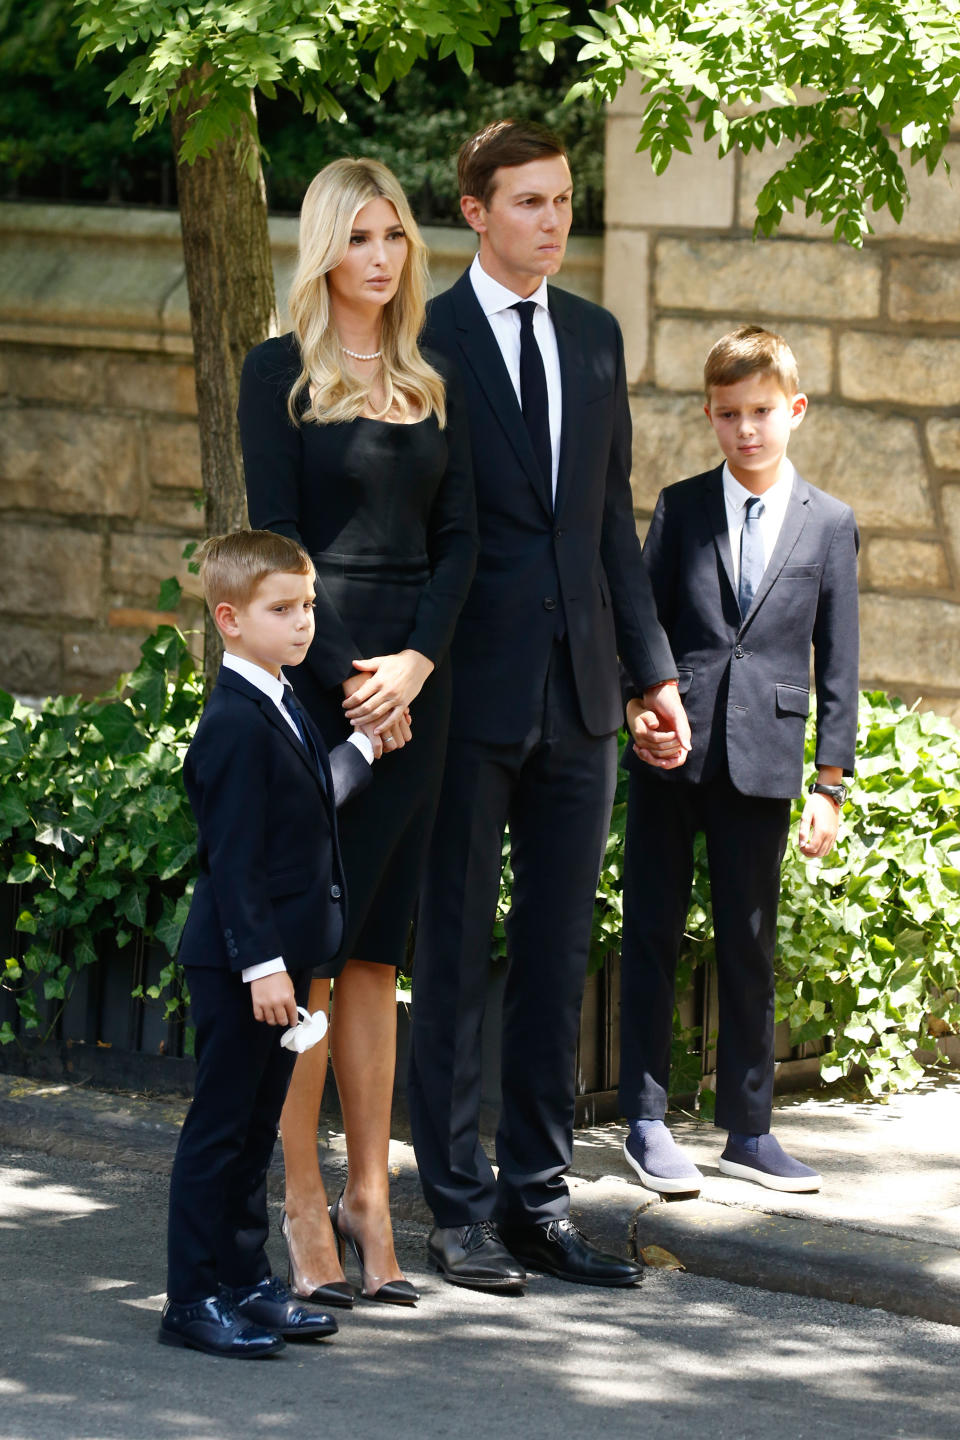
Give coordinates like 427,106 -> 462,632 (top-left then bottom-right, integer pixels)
625,463 -> 860,798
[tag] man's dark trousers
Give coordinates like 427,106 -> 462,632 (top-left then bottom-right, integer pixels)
409,639 -> 617,1224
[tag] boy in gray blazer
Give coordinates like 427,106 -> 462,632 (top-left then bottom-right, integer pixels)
619,325 -> 859,1194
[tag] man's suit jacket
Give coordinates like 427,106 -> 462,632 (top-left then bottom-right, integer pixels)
178,665 -> 371,974
422,271 -> 675,743
626,463 -> 860,798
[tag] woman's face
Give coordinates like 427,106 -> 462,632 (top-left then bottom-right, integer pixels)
327,196 -> 408,310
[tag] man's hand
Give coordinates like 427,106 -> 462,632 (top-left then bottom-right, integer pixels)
627,682 -> 691,769
342,650 -> 434,733
250,971 -> 299,1027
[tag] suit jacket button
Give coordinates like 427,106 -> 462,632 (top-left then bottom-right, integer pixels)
554,528 -> 564,539
543,597 -> 557,612
224,929 -> 233,938
734,645 -> 744,658
330,884 -> 342,900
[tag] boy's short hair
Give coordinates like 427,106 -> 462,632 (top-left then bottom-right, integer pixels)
197,530 -> 314,614
704,324 -> 799,400
458,120 -> 567,206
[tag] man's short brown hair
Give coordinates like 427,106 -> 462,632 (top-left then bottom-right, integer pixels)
704,324 -> 800,401
457,119 -> 567,206
197,530 -> 313,614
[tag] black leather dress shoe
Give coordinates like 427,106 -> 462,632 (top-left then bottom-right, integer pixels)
158,1295 -> 285,1359
222,1276 -> 338,1340
427,1221 -> 527,1293
499,1218 -> 643,1288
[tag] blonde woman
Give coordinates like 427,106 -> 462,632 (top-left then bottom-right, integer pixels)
238,159 -> 476,1307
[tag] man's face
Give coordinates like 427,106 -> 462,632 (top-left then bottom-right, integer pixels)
461,153 -> 574,297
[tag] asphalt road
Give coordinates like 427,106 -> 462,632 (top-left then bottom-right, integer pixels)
1,1147 -> 958,1440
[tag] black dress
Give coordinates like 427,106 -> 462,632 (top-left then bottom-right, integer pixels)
238,332 -> 477,976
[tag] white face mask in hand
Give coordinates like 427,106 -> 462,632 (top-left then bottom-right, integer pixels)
280,1006 -> 329,1054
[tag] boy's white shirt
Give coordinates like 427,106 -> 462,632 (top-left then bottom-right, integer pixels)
218,651 -> 372,983
722,459 -> 795,588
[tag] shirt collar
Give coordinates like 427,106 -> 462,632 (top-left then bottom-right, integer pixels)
469,252 -> 550,319
222,651 -> 292,706
722,458 -> 794,512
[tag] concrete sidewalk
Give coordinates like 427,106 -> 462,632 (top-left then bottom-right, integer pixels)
1,1068 -> 958,1327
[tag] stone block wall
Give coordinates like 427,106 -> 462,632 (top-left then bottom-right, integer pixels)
0,204 -> 603,699
605,76 -> 960,724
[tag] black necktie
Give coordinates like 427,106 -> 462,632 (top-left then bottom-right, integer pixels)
738,496 -> 766,618
282,688 -> 324,788
512,300 -> 552,498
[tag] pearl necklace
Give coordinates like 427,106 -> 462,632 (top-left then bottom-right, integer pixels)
342,346 -> 382,361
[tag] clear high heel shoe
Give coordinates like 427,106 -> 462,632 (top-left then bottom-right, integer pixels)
328,1191 -> 419,1306
280,1207 -> 355,1309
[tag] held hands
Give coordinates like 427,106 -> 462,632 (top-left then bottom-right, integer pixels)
250,971 -> 299,1027
342,650 -> 434,736
627,682 -> 692,770
344,670 -> 413,755
798,793 -> 840,859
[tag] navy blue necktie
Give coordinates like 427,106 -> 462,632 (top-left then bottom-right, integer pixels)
738,496 -> 766,618
282,688 -> 324,788
512,300 -> 552,500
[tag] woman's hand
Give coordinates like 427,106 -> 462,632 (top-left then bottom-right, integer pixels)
342,650 -> 434,733
361,710 -> 412,755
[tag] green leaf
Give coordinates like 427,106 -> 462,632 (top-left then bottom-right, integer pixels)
155,576 -> 182,611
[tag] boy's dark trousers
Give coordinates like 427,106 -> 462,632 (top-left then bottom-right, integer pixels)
166,963 -> 310,1303
618,766 -> 790,1135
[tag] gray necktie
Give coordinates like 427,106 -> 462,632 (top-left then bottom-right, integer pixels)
738,496 -> 765,617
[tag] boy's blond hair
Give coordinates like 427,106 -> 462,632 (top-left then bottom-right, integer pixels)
704,324 -> 799,401
197,531 -> 314,615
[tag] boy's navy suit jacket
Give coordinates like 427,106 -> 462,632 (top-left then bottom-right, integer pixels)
178,664 -> 371,974
625,463 -> 860,799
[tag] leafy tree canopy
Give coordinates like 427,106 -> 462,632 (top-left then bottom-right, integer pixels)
75,0 -> 960,244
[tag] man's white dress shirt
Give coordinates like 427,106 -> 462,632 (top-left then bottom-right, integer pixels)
469,253 -> 562,500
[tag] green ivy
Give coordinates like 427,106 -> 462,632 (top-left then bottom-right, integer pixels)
588,692 -> 960,1104
3,634 -> 958,1104
0,623 -> 201,1047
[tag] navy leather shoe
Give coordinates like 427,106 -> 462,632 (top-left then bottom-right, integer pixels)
223,1276 -> 338,1340
158,1295 -> 285,1359
500,1218 -> 643,1288
718,1133 -> 821,1192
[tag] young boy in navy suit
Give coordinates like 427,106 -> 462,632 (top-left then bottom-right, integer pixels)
620,326 -> 859,1195
160,531 -> 374,1358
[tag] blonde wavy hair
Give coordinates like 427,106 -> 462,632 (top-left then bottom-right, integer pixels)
287,158 -> 446,428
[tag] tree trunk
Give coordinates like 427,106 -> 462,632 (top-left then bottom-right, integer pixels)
171,92 -> 277,688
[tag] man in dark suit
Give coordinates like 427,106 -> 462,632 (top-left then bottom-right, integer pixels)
408,121 -> 689,1291
160,531 -> 372,1357
619,325 -> 860,1198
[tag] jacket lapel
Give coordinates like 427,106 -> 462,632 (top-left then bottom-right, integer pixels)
217,666 -> 329,799
740,473 -> 811,631
550,288 -> 585,520
702,465 -> 737,610
450,270 -> 554,519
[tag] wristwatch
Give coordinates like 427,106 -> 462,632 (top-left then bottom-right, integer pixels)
809,781 -> 848,806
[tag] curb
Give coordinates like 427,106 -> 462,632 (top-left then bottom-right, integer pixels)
3,1075 -> 959,1329
566,1179 -> 960,1328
